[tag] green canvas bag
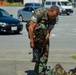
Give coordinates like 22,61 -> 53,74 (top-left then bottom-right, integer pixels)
47,63 -> 76,75
47,64 -> 67,75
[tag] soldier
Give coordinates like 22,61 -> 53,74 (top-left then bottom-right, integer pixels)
27,6 -> 59,75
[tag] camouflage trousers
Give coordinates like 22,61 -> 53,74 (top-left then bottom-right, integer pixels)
33,40 -> 49,75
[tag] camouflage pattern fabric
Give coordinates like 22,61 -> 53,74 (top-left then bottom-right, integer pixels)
68,67 -> 76,75
26,8 -> 76,75
31,8 -> 56,75
34,40 -> 49,75
47,64 -> 76,75
26,7 -> 56,75
33,23 -> 49,75
34,23 -> 47,44
31,7 -> 56,29
47,64 -> 67,75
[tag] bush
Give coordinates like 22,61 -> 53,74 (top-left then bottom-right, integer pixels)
71,55 -> 76,59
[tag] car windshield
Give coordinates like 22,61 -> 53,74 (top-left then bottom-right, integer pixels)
0,9 -> 11,17
61,1 -> 72,6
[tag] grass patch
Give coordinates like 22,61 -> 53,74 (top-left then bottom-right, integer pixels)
71,55 -> 76,60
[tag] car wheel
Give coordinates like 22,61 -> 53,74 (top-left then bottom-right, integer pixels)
66,12 -> 70,15
19,15 -> 23,22
67,13 -> 70,15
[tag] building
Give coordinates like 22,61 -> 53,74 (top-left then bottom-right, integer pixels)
0,0 -> 7,5
23,0 -> 42,4
72,0 -> 76,7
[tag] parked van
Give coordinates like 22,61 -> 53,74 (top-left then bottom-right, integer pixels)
44,0 -> 73,15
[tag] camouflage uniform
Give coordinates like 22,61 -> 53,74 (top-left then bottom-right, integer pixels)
47,63 -> 76,75
30,7 -> 56,75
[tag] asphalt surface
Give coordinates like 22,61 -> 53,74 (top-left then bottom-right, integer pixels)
0,6 -> 76,50
0,49 -> 76,75
0,6 -> 76,75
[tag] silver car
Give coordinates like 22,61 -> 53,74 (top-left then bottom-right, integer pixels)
17,6 -> 41,22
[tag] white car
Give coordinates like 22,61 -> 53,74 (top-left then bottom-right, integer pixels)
44,0 -> 73,15
17,6 -> 41,22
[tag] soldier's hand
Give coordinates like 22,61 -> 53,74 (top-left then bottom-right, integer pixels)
30,41 -> 34,48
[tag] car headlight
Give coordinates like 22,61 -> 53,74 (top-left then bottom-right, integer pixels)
0,22 -> 8,27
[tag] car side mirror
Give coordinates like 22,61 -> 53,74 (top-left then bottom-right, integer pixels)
10,15 -> 13,17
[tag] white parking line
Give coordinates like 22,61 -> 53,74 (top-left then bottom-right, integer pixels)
51,34 -> 55,37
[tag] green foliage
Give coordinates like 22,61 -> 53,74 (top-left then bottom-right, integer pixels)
7,0 -> 14,3
69,0 -> 72,2
7,0 -> 23,3
71,55 -> 76,59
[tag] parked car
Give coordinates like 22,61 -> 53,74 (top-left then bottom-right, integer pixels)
44,0 -> 73,15
0,8 -> 23,34
17,6 -> 41,21
25,2 -> 42,7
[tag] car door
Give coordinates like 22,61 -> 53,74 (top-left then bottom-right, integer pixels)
57,2 -> 63,13
23,7 -> 34,21
28,7 -> 35,20
21,7 -> 31,21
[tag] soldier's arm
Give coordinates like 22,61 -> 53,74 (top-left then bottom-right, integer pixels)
28,21 -> 36,48
42,18 -> 56,46
42,28 -> 52,47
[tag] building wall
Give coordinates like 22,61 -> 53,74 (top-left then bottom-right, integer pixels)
23,0 -> 42,4
0,0 -> 7,5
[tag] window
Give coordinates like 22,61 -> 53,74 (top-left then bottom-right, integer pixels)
61,1 -> 71,6
25,3 -> 33,6
0,9 -> 10,17
23,7 -> 29,11
52,2 -> 56,5
46,2 -> 51,5
58,2 -> 61,6
30,7 -> 34,12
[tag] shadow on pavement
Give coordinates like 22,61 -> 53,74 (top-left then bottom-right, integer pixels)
25,70 -> 34,75
69,67 -> 76,74
0,32 -> 22,35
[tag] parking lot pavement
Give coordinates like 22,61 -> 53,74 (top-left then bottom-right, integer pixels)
0,7 -> 76,75
0,49 -> 76,75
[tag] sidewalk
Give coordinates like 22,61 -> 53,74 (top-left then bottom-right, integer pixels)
0,49 -> 76,75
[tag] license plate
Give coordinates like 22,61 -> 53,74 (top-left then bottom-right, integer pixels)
11,27 -> 17,30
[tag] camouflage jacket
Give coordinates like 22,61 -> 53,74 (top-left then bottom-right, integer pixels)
31,7 -> 56,29
26,7 -> 56,43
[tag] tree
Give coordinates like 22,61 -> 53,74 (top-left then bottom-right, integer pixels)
42,0 -> 46,5
7,0 -> 23,3
7,0 -> 14,3
69,0 -> 72,2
